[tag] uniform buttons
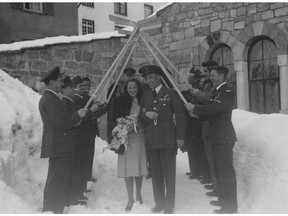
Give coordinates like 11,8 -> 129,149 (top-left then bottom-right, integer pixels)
154,100 -> 156,103
163,104 -> 166,106
153,107 -> 157,110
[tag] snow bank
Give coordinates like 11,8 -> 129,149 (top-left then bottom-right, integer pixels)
0,69 -> 44,212
233,109 -> 288,213
1,68 -> 288,213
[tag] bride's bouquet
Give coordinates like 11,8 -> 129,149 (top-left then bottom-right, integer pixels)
103,115 -> 138,154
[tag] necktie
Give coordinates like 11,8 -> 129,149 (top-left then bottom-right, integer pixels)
152,89 -> 157,98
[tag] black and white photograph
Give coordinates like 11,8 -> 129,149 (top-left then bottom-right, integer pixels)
0,1 -> 288,214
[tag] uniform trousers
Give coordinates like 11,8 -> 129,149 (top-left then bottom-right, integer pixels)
187,137 -> 202,177
211,142 -> 237,211
149,148 -> 176,211
75,136 -> 91,194
43,154 -> 75,213
204,137 -> 218,190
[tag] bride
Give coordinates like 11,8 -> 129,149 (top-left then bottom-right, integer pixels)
109,78 -> 148,211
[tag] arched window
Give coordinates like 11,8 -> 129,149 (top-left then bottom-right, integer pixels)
248,37 -> 280,114
211,44 -> 237,107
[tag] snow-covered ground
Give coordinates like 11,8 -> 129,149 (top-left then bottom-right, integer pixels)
1,69 -> 288,213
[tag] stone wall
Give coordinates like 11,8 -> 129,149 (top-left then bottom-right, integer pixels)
0,37 -> 125,92
0,37 -> 126,139
132,2 -> 288,112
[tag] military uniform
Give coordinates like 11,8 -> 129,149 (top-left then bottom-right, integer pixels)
39,89 -> 81,213
73,93 -> 94,193
60,95 -> 81,204
193,82 -> 237,213
142,85 -> 186,211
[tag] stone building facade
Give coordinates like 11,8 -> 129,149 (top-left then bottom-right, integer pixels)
133,2 -> 288,114
1,2 -> 288,116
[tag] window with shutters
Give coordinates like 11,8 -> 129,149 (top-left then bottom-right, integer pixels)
248,37 -> 280,114
23,3 -> 43,13
211,44 -> 237,107
11,3 -> 54,15
144,4 -> 153,18
82,19 -> 94,35
114,3 -> 127,16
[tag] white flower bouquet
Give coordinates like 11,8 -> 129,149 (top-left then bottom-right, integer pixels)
103,115 -> 138,153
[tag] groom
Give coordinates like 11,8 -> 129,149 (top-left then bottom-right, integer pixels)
139,65 -> 186,214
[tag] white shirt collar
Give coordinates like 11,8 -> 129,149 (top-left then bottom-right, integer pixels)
154,84 -> 162,93
46,89 -> 58,97
62,95 -> 74,102
216,82 -> 226,90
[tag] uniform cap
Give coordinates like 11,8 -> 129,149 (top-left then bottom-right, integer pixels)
72,76 -> 83,87
139,65 -> 163,77
40,66 -> 60,82
123,67 -> 136,76
189,67 -> 203,78
62,76 -> 73,88
201,60 -> 218,67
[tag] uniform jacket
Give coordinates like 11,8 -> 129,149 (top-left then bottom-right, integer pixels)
142,86 -> 186,150
193,83 -> 237,144
39,90 -> 81,158
73,93 -> 95,138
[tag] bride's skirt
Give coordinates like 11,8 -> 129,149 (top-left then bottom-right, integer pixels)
117,131 -> 148,177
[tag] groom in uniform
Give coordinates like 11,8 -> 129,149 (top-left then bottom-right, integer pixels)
139,65 -> 186,214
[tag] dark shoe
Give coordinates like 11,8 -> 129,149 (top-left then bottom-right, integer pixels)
200,178 -> 211,184
204,184 -> 214,190
206,190 -> 218,197
77,195 -> 88,200
189,175 -> 201,180
125,201 -> 134,212
69,200 -> 87,206
214,208 -> 237,214
185,172 -> 192,176
210,200 -> 222,206
152,206 -> 164,213
89,177 -> 97,183
84,189 -> 92,193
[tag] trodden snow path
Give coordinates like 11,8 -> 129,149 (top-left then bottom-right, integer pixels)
65,139 -> 219,214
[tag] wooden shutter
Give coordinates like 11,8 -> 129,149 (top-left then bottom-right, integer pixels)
43,3 -> 54,15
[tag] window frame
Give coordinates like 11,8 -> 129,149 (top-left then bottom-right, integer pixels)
23,3 -> 43,13
144,4 -> 154,18
247,37 -> 280,113
114,2 -> 127,16
82,19 -> 95,35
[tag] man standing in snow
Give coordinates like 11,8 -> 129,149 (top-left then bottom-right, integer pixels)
140,65 -> 186,214
39,66 -> 93,213
185,65 -> 238,214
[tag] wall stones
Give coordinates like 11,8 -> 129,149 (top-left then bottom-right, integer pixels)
0,37 -> 124,91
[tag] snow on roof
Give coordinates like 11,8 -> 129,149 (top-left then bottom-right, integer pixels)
0,31 -> 126,53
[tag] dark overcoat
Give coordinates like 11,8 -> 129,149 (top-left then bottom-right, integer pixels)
39,90 -> 81,158
141,86 -> 186,150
